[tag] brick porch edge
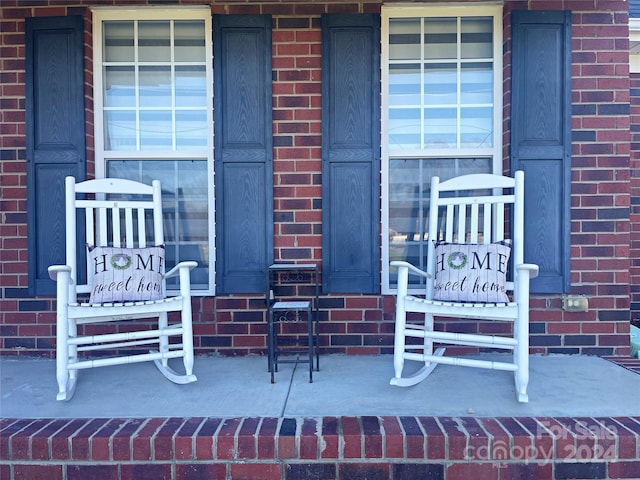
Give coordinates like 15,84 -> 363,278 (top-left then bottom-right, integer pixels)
1,416 -> 639,479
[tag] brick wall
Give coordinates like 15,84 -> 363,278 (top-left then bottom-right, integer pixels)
0,0 -> 633,359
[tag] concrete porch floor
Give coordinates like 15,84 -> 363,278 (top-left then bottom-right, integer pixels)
2,354 -> 640,480
1,354 -> 640,418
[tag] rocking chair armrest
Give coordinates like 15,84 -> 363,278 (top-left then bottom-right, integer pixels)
48,265 -> 73,283
390,260 -> 431,279
164,261 -> 198,279
516,263 -> 539,279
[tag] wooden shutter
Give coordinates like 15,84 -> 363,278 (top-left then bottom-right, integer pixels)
321,14 -> 381,294
511,10 -> 572,293
26,16 -> 86,296
214,15 -> 273,294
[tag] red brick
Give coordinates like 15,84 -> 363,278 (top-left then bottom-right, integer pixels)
403,416 -> 427,459
320,417 -> 339,459
339,463 -> 390,479
67,464 -> 118,480
217,418 -> 241,460
609,417 -> 640,459
120,463 -> 172,480
175,464 -> 227,480
258,418 -> 278,459
381,416 -> 404,459
419,417 -> 444,459
299,418 -> 318,460
362,416 -> 383,459
13,464 -> 63,480
230,463 -> 281,480
608,461 -> 640,478
237,417 -> 259,459
341,416 -> 361,459
446,462 -> 499,480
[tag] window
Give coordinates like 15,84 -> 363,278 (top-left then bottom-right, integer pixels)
381,5 -> 503,293
93,8 -> 214,294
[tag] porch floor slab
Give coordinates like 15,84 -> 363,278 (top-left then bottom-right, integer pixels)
2,354 -> 639,419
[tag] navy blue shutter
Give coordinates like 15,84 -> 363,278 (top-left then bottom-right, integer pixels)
26,16 -> 86,296
214,15 -> 273,294
321,14 -> 381,294
511,10 -> 572,293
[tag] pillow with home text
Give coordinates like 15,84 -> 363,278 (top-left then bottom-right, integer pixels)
88,245 -> 165,305
433,241 -> 510,303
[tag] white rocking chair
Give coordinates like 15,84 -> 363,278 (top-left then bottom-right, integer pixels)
48,177 -> 197,401
390,171 -> 538,402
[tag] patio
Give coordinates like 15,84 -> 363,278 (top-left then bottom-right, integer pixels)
1,353 -> 640,479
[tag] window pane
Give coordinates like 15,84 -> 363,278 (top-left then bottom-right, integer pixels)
175,66 -> 206,107
106,159 -> 209,291
389,108 -> 421,150
176,110 -> 208,149
389,64 -> 421,106
424,108 -> 456,148
105,110 -> 136,150
461,107 -> 492,147
424,17 -> 456,60
139,66 -> 171,107
461,17 -> 492,59
461,63 -> 493,104
103,21 -> 134,62
104,66 -> 135,107
138,21 -> 170,62
175,20 -> 206,62
139,111 -> 172,149
389,18 -> 421,61
424,63 -> 456,106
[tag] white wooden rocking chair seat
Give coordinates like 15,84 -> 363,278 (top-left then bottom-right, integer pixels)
390,171 -> 538,402
48,177 -> 198,401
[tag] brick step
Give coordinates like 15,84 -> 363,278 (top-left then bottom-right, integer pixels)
1,416 -> 639,479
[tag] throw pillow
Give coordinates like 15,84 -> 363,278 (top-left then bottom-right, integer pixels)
433,241 -> 511,303
88,245 -> 165,305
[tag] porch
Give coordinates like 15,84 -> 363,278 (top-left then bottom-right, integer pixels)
1,354 -> 639,479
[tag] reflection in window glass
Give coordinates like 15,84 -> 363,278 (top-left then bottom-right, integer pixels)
175,20 -> 206,62
139,66 -> 172,107
103,21 -> 133,62
138,21 -> 170,62
387,15 -> 494,151
140,111 -> 172,149
104,67 -> 135,108
101,18 -> 208,153
107,160 -> 209,290
388,157 -> 491,286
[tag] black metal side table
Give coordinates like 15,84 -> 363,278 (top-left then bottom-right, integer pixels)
266,263 -> 319,383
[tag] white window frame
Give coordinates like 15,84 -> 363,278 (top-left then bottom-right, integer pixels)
92,7 -> 215,295
381,3 -> 503,294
